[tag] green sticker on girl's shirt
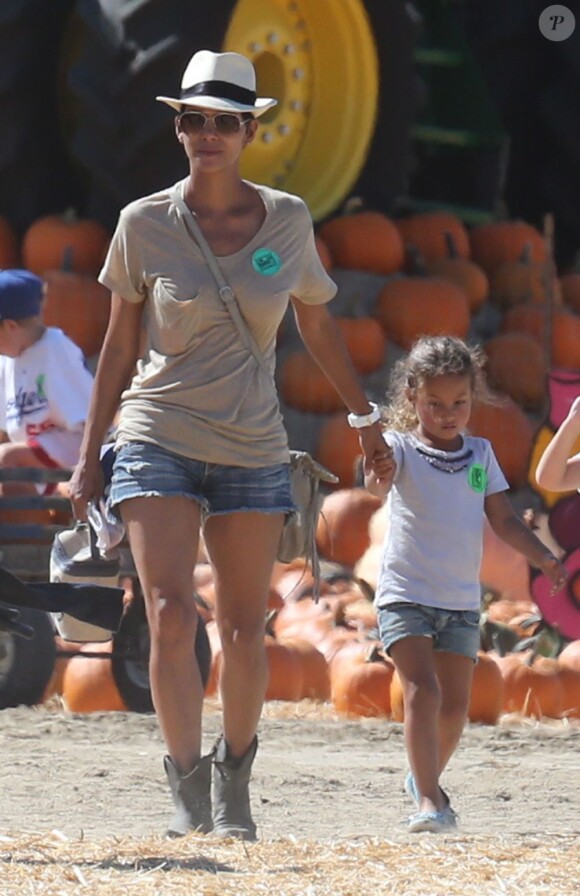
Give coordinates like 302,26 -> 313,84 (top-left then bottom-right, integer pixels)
467,462 -> 487,493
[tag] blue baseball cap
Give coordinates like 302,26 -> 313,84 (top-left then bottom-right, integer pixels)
0,269 -> 43,321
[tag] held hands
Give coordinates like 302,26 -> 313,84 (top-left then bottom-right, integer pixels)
357,423 -> 395,483
539,552 -> 568,595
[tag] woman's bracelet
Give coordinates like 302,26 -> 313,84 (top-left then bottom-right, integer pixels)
347,402 -> 381,429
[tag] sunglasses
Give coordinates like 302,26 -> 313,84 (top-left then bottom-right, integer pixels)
177,110 -> 248,136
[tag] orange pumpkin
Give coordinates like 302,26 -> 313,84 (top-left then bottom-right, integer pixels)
468,651 -> 504,725
489,243 -> 556,307
558,665 -> 580,719
558,640 -> 580,672
374,276 -> 470,350
335,317 -> 387,375
318,211 -> 404,275
316,488 -> 382,568
560,272 -> 580,313
315,414 -> 364,489
331,642 -> 394,718
426,232 -> 489,314
396,211 -> 470,263
389,668 -> 405,722
279,351 -> 345,413
468,398 -> 535,489
23,210 -> 110,276
483,332 -> 547,410
279,637 -> 330,701
494,652 -> 563,719
42,270 -> 111,358
501,304 -> 580,372
0,215 -> 21,268
62,641 -> 128,712
470,220 -> 547,274
264,635 -> 304,701
315,235 -> 333,272
42,636 -> 84,701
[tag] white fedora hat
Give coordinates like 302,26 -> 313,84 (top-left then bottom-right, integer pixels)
156,50 -> 277,117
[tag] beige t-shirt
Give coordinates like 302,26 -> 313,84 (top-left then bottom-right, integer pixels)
99,179 -> 336,466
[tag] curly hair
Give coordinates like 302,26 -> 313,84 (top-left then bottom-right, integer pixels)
382,335 -> 496,432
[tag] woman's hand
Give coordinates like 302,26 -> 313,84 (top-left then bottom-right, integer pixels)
68,455 -> 104,522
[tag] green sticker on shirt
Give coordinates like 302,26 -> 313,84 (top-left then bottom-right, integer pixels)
467,463 -> 487,493
252,248 -> 281,276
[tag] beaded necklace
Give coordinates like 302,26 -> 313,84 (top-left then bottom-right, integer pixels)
413,436 -> 473,475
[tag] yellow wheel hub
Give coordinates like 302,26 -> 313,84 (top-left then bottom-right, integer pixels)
224,0 -> 379,220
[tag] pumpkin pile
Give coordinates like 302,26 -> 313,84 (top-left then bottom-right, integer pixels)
277,207 -> 580,492
0,210 -> 111,360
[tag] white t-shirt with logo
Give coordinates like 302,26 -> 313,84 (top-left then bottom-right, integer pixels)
0,327 -> 94,467
375,430 -> 509,612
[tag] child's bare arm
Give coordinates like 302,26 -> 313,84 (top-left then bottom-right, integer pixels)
535,396 -> 580,492
485,492 -> 567,593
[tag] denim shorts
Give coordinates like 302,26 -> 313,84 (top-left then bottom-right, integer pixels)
108,441 -> 295,518
378,601 -> 480,660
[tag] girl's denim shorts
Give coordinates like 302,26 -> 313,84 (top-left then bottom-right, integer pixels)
378,601 -> 480,661
108,440 -> 295,518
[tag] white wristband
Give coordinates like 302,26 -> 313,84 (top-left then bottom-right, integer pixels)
347,402 -> 381,429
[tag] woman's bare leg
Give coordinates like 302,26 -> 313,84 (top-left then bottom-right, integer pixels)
204,511 -> 283,757
122,495 -> 203,773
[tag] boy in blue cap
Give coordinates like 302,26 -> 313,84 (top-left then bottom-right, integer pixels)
0,269 -> 93,496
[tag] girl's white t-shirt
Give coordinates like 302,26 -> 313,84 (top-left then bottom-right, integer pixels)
375,430 -> 509,612
0,327 -> 94,467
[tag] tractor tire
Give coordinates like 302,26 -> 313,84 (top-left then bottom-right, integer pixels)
61,0 -> 422,228
0,0 -> 79,234
110,596 -> 211,714
0,609 -> 56,709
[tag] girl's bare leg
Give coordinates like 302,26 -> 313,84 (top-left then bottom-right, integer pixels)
434,651 -> 474,772
390,636 -> 445,814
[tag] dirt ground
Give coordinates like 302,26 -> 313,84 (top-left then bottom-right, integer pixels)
0,699 -> 578,844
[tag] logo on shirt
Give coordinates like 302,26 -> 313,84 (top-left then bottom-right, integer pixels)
252,248 -> 282,276
467,462 -> 487,493
6,374 -> 48,424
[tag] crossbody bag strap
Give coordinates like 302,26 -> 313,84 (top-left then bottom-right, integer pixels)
171,186 -> 272,382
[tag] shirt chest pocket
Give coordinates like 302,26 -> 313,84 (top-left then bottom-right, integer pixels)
150,277 -> 203,355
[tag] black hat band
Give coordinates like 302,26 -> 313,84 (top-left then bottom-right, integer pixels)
180,79 -> 256,105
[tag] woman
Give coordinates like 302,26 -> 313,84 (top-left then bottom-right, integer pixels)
69,49 -> 390,841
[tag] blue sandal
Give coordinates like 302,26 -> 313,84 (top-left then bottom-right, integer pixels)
408,809 -> 456,834
404,773 -> 458,829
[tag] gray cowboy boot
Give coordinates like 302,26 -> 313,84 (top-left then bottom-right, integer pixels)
212,735 -> 258,841
164,753 -> 213,837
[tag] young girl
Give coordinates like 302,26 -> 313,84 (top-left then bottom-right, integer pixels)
365,335 -> 566,834
535,396 -> 580,492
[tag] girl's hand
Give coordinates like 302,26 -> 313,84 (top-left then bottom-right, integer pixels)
68,456 -> 104,522
539,552 -> 568,595
357,424 -> 395,482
